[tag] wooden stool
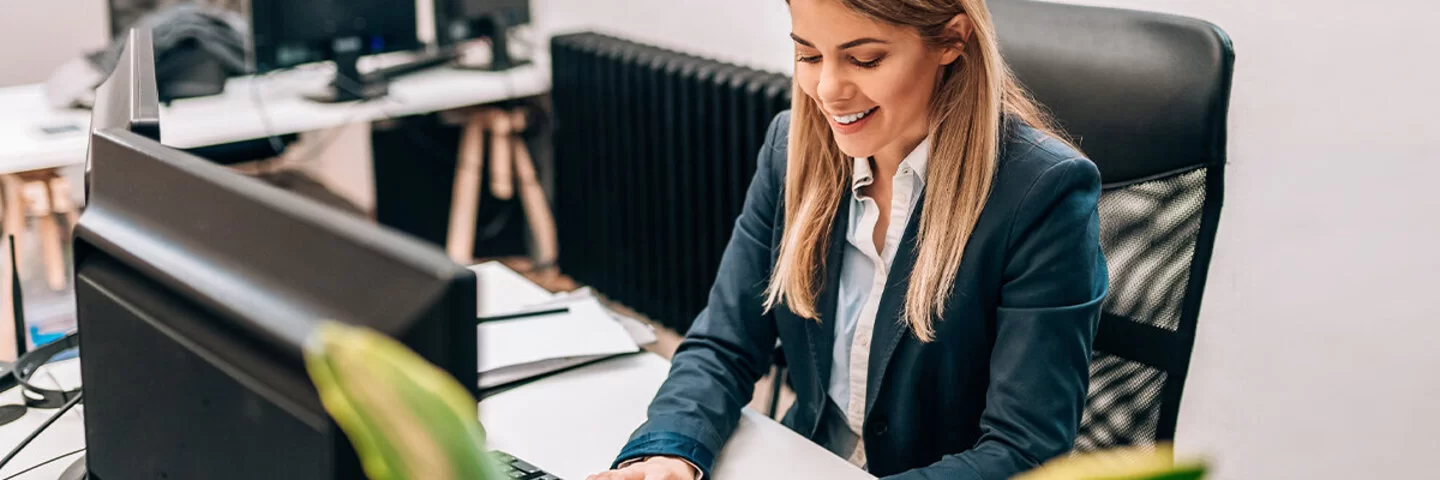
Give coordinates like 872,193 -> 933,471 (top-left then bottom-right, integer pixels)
507,109 -> 558,269
447,109 -> 493,263
0,169 -> 77,292
0,234 -> 17,361
445,107 -> 558,268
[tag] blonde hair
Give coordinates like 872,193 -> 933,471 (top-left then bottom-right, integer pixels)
764,0 -> 1071,341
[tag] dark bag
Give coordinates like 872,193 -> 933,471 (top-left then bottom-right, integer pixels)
46,3 -> 249,108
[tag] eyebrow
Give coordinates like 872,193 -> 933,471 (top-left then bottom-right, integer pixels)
789,33 -> 888,50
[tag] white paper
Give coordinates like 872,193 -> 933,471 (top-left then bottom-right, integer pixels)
468,261 -> 556,317
479,354 -> 613,389
478,296 -> 639,373
509,286 -> 658,347
610,310 -> 658,347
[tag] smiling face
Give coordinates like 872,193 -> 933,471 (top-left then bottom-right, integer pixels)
789,0 -> 961,162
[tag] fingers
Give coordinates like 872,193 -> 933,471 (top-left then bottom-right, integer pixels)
590,457 -> 696,480
643,457 -> 697,480
587,467 -> 646,480
644,470 -> 683,480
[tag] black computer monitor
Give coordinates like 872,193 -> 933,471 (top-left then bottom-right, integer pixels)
249,0 -> 420,102
89,26 -> 160,140
434,0 -> 531,71
75,29 -> 479,479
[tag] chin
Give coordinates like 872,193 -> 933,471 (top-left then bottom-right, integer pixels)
832,134 -> 881,160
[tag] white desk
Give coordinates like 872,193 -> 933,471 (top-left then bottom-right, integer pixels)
0,263 -> 870,479
483,353 -> 874,480
0,358 -> 86,479
0,56 -> 551,176
0,356 -> 871,480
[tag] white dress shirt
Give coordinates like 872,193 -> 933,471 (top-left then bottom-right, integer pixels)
829,138 -> 930,467
620,140 -> 927,479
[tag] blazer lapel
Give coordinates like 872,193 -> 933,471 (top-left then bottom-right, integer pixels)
803,192 -> 851,399
864,192 -> 925,420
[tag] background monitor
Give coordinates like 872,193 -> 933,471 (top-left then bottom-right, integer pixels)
434,0 -> 531,71
76,28 -> 479,479
249,0 -> 421,102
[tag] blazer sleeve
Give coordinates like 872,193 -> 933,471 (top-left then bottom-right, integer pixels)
610,112 -> 790,478
886,157 -> 1108,480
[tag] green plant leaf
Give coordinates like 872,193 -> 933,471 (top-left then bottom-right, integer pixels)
1011,444 -> 1208,480
305,321 -> 507,480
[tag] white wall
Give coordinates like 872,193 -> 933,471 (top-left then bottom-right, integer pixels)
1058,1 -> 1440,478
0,0 -> 108,87
534,0 -> 1440,478
531,0 -> 795,73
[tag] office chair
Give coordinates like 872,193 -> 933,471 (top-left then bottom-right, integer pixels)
763,1 -> 1235,454
990,0 -> 1235,451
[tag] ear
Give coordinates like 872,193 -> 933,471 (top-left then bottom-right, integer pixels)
939,13 -> 974,65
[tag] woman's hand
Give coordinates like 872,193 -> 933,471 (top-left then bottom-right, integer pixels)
586,456 -> 699,480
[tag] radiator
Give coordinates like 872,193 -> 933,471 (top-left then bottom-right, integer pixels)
551,32 -> 792,333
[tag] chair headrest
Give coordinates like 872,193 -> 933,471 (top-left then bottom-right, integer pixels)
992,0 -> 1235,186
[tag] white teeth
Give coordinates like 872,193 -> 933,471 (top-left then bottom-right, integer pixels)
833,107 -> 877,125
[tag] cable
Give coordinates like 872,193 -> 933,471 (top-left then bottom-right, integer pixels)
242,64 -> 398,171
1,448 -> 84,480
502,60 -> 516,104
247,69 -> 291,158
246,74 -> 382,172
40,372 -> 82,421
0,393 -> 83,472
288,68 -> 418,169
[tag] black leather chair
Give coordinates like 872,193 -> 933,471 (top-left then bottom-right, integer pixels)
991,0 -> 1235,451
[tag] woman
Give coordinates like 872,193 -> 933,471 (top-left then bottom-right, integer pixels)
589,0 -> 1106,478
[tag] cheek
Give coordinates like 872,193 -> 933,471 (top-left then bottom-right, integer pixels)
871,64 -> 937,116
795,67 -> 820,102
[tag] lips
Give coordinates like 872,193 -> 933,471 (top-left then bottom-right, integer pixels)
833,106 -> 878,125
828,106 -> 879,135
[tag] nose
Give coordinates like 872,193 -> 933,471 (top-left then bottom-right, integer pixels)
815,60 -> 853,108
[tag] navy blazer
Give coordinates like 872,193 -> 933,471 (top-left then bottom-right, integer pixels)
614,111 -> 1107,479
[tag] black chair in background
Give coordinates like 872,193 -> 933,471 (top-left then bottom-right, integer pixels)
764,1 -> 1236,454
990,0 -> 1235,451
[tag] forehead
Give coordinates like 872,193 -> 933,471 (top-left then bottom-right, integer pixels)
790,0 -> 910,46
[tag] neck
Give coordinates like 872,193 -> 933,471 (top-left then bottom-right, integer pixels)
872,127 -> 928,178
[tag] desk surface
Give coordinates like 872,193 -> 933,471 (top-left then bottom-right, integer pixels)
482,353 -> 874,480
0,264 -> 870,479
0,57 -> 550,175
0,358 -> 86,479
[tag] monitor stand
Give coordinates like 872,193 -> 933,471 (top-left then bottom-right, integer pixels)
454,13 -> 531,72
304,40 -> 389,103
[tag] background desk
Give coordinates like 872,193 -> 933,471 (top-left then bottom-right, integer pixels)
0,57 -> 551,175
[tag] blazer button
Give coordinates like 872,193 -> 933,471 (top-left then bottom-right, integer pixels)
870,420 -> 888,437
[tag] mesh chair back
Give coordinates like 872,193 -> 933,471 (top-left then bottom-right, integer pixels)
992,0 -> 1236,450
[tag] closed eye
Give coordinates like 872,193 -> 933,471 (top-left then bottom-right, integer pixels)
852,56 -> 884,68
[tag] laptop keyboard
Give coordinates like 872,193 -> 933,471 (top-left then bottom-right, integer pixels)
492,450 -> 561,479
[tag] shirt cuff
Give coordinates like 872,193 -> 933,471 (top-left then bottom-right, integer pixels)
616,456 -> 704,480
612,431 -> 715,479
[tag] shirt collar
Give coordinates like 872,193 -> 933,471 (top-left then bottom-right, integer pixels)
850,138 -> 931,194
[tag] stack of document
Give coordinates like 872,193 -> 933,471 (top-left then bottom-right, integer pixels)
471,262 -> 654,389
